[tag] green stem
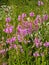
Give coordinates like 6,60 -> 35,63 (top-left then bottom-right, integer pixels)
36,57 -> 38,65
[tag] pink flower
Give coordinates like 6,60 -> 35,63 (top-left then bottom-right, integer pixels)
23,29 -> 27,35
33,51 -> 39,57
43,42 -> 49,47
33,20 -> 39,31
22,13 -> 26,18
6,23 -> 9,26
17,25 -> 27,36
0,49 -> 5,54
34,19 -> 38,25
18,13 -> 26,21
34,37 -> 42,48
9,44 -> 17,49
17,35 -> 23,42
6,38 -> 11,44
22,29 -> 27,36
17,21 -> 33,35
34,25 -> 39,31
5,17 -> 11,22
33,17 -> 39,31
17,18 -> 33,42
23,21 -> 33,34
41,1 -> 44,5
38,1 -> 44,6
38,1 -> 41,6
18,15 -> 21,21
17,21 -> 33,40
6,37 -> 16,44
29,12 -> 34,17
11,37 -> 16,42
13,44 -> 17,48
3,25 -> 13,34
43,14 -> 48,21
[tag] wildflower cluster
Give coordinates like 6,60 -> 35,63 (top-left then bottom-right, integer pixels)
0,1 -> 49,65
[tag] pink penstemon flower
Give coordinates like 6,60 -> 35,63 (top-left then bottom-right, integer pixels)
34,37 -> 42,48
0,49 -> 8,54
29,12 -> 34,17
5,17 -> 11,22
22,13 -> 27,18
38,1 -> 44,6
18,13 -> 26,21
43,14 -> 49,21
3,25 -> 14,34
17,21 -> 33,42
33,51 -> 40,57
18,15 -> 22,21
6,37 -> 16,44
17,34 -> 24,42
43,41 -> 49,47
